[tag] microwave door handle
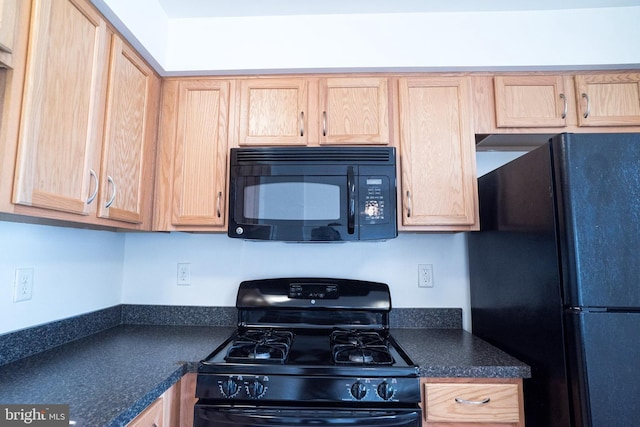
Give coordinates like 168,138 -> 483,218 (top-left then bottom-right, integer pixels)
347,166 -> 356,235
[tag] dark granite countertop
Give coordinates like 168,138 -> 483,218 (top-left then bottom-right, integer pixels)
0,325 -> 235,427
0,310 -> 530,426
392,328 -> 530,378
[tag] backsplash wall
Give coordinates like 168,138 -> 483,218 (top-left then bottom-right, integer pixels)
122,232 -> 472,328
0,221 -> 124,335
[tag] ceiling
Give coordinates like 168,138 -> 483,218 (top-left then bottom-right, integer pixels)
155,0 -> 640,18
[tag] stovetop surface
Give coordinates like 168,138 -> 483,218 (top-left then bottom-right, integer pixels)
199,328 -> 418,377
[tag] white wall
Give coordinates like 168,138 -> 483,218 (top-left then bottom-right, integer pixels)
0,222 -> 124,335
94,2 -> 640,74
122,232 -> 472,327
163,8 -> 640,73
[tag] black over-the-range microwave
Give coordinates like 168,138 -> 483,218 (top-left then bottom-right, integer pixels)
227,147 -> 397,242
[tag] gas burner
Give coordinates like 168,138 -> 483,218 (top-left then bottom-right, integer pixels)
333,344 -> 394,365
225,329 -> 294,363
330,330 -> 395,365
349,352 -> 373,364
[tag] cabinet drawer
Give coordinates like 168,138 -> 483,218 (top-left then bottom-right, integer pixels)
425,383 -> 520,423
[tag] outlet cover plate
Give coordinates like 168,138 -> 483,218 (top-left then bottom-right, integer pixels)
14,268 -> 34,302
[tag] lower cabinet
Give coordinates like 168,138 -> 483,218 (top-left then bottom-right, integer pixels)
127,397 -> 164,427
421,378 -> 524,426
127,372 -> 197,427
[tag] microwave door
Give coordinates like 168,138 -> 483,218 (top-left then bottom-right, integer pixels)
229,171 -> 353,241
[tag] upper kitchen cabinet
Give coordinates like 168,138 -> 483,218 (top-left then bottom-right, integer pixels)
237,78 -> 308,146
235,76 -> 391,146
12,0 -> 109,217
0,0 -> 18,66
5,0 -> 159,229
474,72 -> 640,150
396,76 -> 478,231
154,79 -> 231,231
98,34 -> 160,225
319,77 -> 390,145
575,72 -> 640,126
494,75 -> 570,128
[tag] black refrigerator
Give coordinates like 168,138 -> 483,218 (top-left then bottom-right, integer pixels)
469,133 -> 640,427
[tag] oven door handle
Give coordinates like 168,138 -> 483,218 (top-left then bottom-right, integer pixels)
195,406 -> 420,426
347,166 -> 356,235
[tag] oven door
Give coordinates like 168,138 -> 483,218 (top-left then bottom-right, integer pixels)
194,403 -> 420,427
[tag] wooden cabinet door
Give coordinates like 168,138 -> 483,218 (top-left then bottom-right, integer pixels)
575,73 -> 640,126
319,77 -> 390,144
13,0 -> 108,215
98,34 -> 160,226
494,75 -> 569,127
238,78 -> 307,146
397,77 -> 478,230
0,0 -> 18,53
172,80 -> 229,227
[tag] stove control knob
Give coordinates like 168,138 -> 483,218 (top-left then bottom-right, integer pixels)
377,381 -> 395,400
350,381 -> 367,400
247,380 -> 266,398
220,379 -> 239,397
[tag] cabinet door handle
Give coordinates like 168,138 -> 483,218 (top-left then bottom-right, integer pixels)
216,191 -> 222,218
559,93 -> 568,119
300,111 -> 304,136
406,190 -> 412,218
455,396 -> 491,405
87,169 -> 98,205
581,93 -> 591,119
105,175 -> 117,208
322,111 -> 327,136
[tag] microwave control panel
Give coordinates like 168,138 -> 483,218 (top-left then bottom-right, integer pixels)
360,176 -> 390,223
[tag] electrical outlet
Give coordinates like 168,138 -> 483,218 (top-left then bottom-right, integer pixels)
13,268 -> 34,302
177,263 -> 191,286
418,264 -> 434,288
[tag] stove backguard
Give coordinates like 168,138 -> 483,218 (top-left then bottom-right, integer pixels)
235,278 -> 392,330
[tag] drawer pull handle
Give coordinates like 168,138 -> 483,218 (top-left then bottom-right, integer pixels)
455,396 -> 491,405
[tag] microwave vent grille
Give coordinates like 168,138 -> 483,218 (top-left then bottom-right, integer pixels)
233,147 -> 394,164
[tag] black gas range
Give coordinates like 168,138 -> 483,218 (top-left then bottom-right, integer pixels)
194,278 -> 421,427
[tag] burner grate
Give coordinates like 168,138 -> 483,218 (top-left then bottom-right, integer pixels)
225,329 -> 294,364
330,330 -> 395,365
